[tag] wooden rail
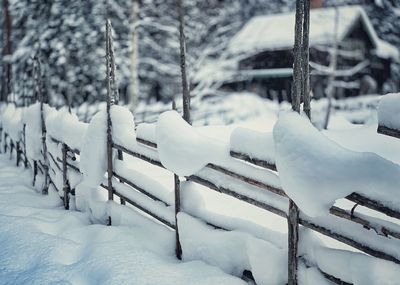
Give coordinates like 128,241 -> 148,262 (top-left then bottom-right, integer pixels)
377,125 -> 400,139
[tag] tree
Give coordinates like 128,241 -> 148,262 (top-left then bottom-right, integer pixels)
1,0 -> 12,102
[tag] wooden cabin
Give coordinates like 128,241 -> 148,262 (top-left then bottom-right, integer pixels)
220,6 -> 399,102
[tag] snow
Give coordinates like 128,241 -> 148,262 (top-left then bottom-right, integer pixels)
21,103 -> 56,161
300,229 -> 400,285
1,104 -> 23,142
75,108 -> 108,216
110,105 -> 136,142
325,124 -> 400,165
46,108 -> 88,150
0,155 -> 246,285
178,212 -> 287,285
156,111 -> 228,176
114,160 -> 174,205
230,127 -> 275,165
180,181 -> 286,245
79,109 -> 108,188
274,111 -> 400,217
378,93 -> 400,130
229,5 -> 398,60
137,122 -> 157,142
112,178 -> 175,226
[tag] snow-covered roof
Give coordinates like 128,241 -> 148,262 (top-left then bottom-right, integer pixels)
229,5 -> 399,61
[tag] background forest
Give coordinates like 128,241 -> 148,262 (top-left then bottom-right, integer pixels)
0,0 -> 399,108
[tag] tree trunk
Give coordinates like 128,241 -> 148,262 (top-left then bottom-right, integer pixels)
1,0 -> 12,102
302,0 -> 311,119
323,7 -> 339,130
129,0 -> 140,113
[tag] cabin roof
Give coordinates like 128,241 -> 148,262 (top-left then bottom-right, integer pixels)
228,5 -> 398,61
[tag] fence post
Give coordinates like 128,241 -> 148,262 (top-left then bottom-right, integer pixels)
23,124 -> 28,168
4,133 -> 8,153
16,141 -> 21,166
174,173 -> 183,259
9,139 -> 14,160
117,149 -> 126,205
62,143 -> 70,210
35,55 -> 49,195
173,97 -> 182,260
302,0 -> 311,119
33,160 -> 38,186
0,126 -> 2,153
173,0 -> 191,260
288,0 -> 309,284
105,19 -> 119,226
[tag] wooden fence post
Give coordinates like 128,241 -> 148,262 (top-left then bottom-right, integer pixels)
288,0 -> 310,284
33,160 -> 38,187
0,126 -> 2,154
177,0 -> 191,124
16,141 -> 21,166
174,174 -> 182,259
4,133 -> 8,153
302,0 -> 311,119
62,143 -> 70,210
117,149 -> 126,205
105,19 -> 119,226
173,0 -> 191,260
35,55 -> 49,195
9,139 -> 13,160
23,124 -> 28,168
173,99 -> 183,260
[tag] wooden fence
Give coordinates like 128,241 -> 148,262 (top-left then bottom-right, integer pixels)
1,101 -> 400,285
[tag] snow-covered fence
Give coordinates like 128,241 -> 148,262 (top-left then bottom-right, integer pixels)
377,93 -> 400,139
1,102 -> 400,284
107,109 -> 400,284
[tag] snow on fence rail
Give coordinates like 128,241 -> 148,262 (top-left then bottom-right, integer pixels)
377,93 -> 400,139
1,100 -> 400,284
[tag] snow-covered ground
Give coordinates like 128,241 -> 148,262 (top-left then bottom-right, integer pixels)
0,154 -> 246,285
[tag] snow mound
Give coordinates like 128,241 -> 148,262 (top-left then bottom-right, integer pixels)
178,213 -> 287,285
111,105 -> 135,142
274,111 -> 400,217
46,108 -> 88,150
2,104 -> 23,142
378,93 -> 400,130
79,109 -> 108,187
137,123 -> 157,144
301,229 -> 400,285
156,111 -> 228,176
230,127 -> 275,165
22,103 -> 56,161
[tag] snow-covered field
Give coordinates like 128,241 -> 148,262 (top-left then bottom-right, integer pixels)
0,154 -> 246,285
